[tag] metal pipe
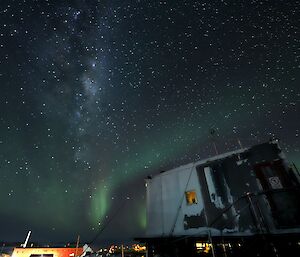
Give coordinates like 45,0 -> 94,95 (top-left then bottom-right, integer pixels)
23,231 -> 31,248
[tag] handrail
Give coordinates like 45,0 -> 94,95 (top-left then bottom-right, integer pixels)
208,193 -> 249,227
173,186 -> 300,243
209,187 -> 300,228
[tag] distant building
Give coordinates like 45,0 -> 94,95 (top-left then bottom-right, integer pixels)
1,253 -> 10,257
11,247 -> 84,257
140,140 -> 300,256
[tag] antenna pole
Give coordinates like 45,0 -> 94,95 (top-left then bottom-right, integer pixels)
23,231 -> 31,248
212,142 -> 218,155
237,138 -> 243,149
121,244 -> 124,257
75,235 -> 80,257
209,128 -> 219,155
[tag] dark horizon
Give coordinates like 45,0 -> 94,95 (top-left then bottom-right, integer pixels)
0,239 -> 137,249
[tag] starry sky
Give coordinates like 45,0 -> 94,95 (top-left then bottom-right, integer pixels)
0,0 -> 299,244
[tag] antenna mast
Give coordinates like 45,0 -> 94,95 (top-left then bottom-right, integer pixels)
23,231 -> 31,248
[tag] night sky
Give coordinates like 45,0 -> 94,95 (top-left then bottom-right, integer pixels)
0,0 -> 299,244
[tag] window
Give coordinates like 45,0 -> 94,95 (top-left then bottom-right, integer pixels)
30,253 -> 53,257
185,190 -> 197,205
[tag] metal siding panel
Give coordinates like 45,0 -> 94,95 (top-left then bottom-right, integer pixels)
161,171 -> 180,235
146,176 -> 163,236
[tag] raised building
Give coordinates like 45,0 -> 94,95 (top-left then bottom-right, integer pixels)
142,140 -> 300,256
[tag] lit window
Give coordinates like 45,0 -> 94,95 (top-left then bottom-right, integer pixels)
196,242 -> 212,253
185,190 -> 197,205
30,253 -> 53,257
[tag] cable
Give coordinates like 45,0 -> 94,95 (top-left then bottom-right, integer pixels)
78,199 -> 128,256
169,162 -> 196,236
89,200 -> 127,245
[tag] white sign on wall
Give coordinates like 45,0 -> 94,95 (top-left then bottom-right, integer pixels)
268,176 -> 283,189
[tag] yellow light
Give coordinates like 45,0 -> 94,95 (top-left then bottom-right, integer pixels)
196,242 -> 211,253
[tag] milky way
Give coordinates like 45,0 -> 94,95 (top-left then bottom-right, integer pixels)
0,0 -> 299,244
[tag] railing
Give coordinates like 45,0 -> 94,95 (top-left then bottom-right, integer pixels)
174,187 -> 300,242
209,187 -> 300,234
